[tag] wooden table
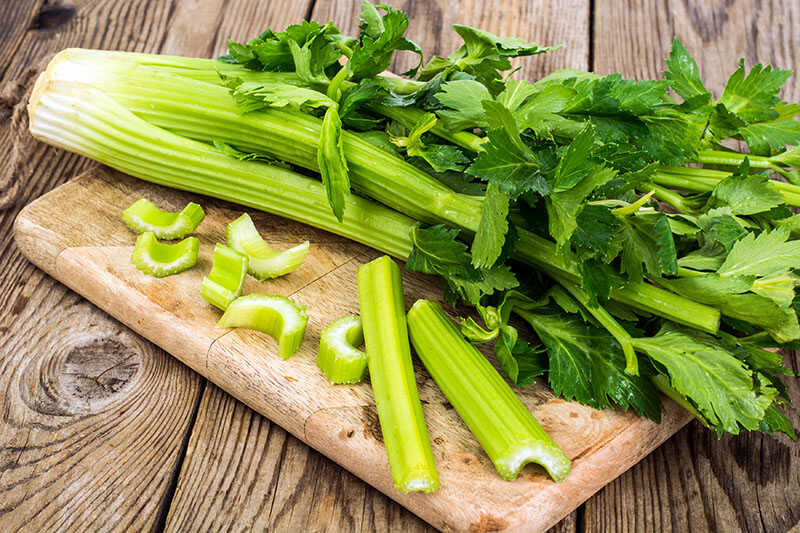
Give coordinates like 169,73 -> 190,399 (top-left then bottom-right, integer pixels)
0,1 -> 798,531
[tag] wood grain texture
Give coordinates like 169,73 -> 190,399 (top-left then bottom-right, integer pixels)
164,383 -> 435,532
14,168 -> 691,532
590,2 -> 800,532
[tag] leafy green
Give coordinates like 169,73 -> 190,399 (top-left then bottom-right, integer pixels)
517,309 -> 662,420
707,159 -> 785,215
663,38 -> 711,104
472,184 -> 509,268
632,325 -> 775,434
719,59 -> 792,123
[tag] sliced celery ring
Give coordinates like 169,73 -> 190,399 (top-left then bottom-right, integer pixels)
130,231 -> 198,277
201,244 -> 248,311
122,198 -> 204,239
317,315 -> 366,384
217,294 -> 308,359
226,213 -> 309,280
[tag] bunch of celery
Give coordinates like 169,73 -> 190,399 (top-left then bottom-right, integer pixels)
28,1 -> 796,444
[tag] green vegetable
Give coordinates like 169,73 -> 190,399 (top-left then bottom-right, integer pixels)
316,315 -> 367,384
29,4 -> 799,440
201,244 -> 248,310
226,213 -> 309,280
217,294 -> 308,359
358,256 -> 439,493
122,198 -> 205,239
407,299 -> 571,482
130,231 -> 198,277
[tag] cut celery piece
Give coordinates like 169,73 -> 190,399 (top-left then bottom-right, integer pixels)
357,256 -> 439,493
201,244 -> 248,311
130,231 -> 198,277
226,213 -> 309,280
407,299 -> 572,482
122,198 -> 205,239
217,294 -> 308,359
317,315 -> 367,384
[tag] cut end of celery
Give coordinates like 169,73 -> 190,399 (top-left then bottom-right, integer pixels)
130,232 -> 199,277
495,439 -> 572,482
122,198 -> 205,239
396,467 -> 440,494
201,244 -> 248,311
226,213 -> 310,280
317,315 -> 367,384
217,294 -> 308,358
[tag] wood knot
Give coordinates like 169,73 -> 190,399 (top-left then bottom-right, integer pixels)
20,333 -> 141,417
30,2 -> 77,31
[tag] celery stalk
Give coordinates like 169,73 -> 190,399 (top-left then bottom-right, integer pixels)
407,300 -> 572,482
130,232 -> 198,277
122,198 -> 205,239
226,213 -> 309,280
217,294 -> 308,359
317,315 -> 367,384
201,244 -> 248,310
357,256 -> 439,493
30,50 -> 725,335
28,78 -> 417,259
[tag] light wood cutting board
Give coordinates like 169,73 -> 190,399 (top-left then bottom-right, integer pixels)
13,166 -> 692,532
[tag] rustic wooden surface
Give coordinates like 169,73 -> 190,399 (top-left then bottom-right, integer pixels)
0,1 -> 797,532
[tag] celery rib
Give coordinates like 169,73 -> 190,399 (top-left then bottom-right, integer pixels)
201,244 -> 248,310
357,256 -> 439,493
407,300 -> 571,482
217,294 -> 308,359
226,213 -> 309,280
121,198 -> 204,239
130,231 -> 198,277
317,315 -> 367,384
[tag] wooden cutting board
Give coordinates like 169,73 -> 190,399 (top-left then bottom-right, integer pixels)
13,166 -> 692,533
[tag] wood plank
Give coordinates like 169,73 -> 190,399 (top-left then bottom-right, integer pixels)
0,0 -> 239,529
164,384 -> 435,532
589,2 -> 800,532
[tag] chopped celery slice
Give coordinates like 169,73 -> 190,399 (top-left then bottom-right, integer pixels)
201,244 -> 248,310
217,294 -> 308,359
122,198 -> 205,239
317,315 -> 367,384
226,213 -> 309,280
357,256 -> 439,493
407,299 -> 572,482
130,231 -> 198,277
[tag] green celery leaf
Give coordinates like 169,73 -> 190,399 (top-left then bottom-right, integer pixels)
547,166 -> 617,251
493,325 -> 547,386
632,324 -> 776,434
579,261 -> 626,305
518,310 -> 662,420
708,159 -> 785,215
339,80 -> 383,130
552,126 -> 596,191
406,224 -> 476,280
740,120 -> 800,155
227,80 -> 336,112
718,227 -> 800,278
317,107 -> 350,221
435,79 -> 491,130
663,38 -> 711,103
472,184 -> 510,269
652,215 -> 679,276
348,1 -> 423,79
760,405 -> 797,439
571,204 -> 619,258
719,59 -> 793,123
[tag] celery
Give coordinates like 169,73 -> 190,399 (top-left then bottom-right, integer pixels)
130,231 -> 198,277
407,300 -> 572,482
226,213 -> 309,280
217,294 -> 308,359
357,256 -> 439,493
29,78 -> 417,259
316,315 -> 367,384
30,49 -> 725,335
201,244 -> 248,310
121,198 -> 205,239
